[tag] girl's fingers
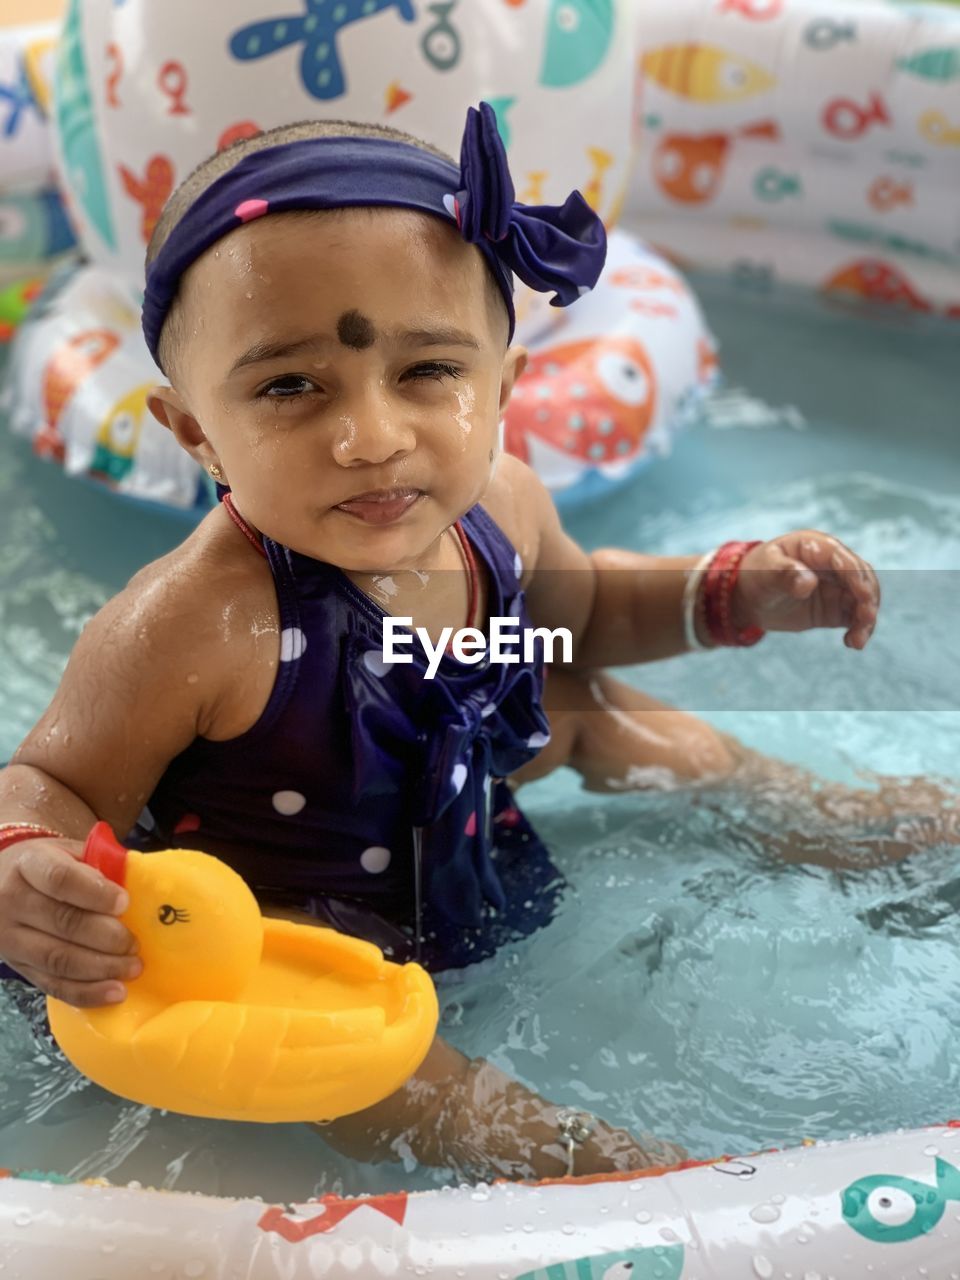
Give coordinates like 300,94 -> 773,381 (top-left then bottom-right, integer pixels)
2,923 -> 142,990
782,535 -> 879,644
11,959 -> 130,1009
16,885 -> 136,957
15,841 -> 129,916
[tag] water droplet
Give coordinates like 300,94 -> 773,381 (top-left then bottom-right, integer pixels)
13,1211 -> 32,1227
183,1263 -> 206,1279
522,1223 -> 535,1233
771,1194 -> 786,1205
561,1223 -> 576,1235
751,1204 -> 781,1224
635,1210 -> 652,1224
659,1227 -> 680,1243
101,1240 -> 117,1254
924,1144 -> 940,1157
753,1258 -> 774,1279
796,1231 -> 812,1244
803,1272 -> 822,1280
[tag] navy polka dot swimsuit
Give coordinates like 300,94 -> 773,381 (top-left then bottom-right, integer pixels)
136,497 -> 564,971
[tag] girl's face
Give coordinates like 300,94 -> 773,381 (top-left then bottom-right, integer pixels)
150,207 -> 525,571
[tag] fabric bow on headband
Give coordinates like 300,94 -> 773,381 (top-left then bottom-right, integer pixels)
141,101 -> 608,363
451,101 -> 607,310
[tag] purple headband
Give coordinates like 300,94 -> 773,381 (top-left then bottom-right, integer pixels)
141,102 -> 607,366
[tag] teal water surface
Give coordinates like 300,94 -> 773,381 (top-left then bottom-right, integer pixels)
0,276 -> 958,1199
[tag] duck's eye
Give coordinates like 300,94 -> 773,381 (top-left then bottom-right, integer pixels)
158,904 -> 190,926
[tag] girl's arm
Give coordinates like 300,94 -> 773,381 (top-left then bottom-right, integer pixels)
0,539 -> 267,1005
483,454 -> 697,667
486,456 -> 878,669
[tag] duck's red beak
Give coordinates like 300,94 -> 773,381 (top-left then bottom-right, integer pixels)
82,821 -> 129,887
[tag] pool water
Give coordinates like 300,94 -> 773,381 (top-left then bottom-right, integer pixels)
0,275 -> 958,1200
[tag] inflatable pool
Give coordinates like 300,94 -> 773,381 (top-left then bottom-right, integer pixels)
5,1123 -> 960,1275
625,0 -> 960,315
0,3 -> 74,287
3,0 -> 717,511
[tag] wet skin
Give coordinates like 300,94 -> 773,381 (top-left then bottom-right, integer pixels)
148,206 -> 524,577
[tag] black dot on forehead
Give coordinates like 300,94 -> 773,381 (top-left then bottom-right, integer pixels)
336,310 -> 376,351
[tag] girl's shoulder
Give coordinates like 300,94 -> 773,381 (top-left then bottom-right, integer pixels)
14,508 -> 281,837
475,452 -> 557,587
126,506 -> 276,629
101,507 -> 281,735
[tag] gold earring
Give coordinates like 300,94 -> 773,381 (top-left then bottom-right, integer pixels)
208,464 -> 223,480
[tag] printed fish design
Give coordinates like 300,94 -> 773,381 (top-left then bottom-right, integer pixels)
897,46 -> 960,83
55,0 -> 115,250
540,0 -> 615,87
22,34 -> 58,115
868,176 -> 913,212
504,335 -> 658,471
805,18 -> 856,50
118,155 -> 175,244
641,43 -> 775,103
516,1244 -> 684,1279
0,56 -> 41,138
753,166 -> 802,201
37,330 -> 121,463
583,146 -> 614,210
230,0 -> 415,101
653,120 -> 778,204
90,384 -> 152,485
0,189 -> 75,264
822,258 -> 932,312
827,219 -> 958,266
919,110 -> 960,147
842,1157 -> 960,1243
716,0 -> 783,21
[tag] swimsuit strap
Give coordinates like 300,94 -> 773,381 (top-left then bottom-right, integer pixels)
222,492 -> 480,628
452,519 -> 481,630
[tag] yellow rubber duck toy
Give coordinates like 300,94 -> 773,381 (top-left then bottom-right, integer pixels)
47,823 -> 439,1122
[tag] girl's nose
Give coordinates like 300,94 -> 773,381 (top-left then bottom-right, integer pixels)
331,386 -> 417,467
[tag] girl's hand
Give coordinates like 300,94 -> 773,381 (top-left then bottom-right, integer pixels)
0,837 -> 141,1006
732,530 -> 880,649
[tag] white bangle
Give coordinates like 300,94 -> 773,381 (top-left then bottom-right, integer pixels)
682,551 -> 717,653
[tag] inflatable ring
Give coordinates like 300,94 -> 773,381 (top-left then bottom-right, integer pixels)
0,10 -> 74,287
5,1123 -> 960,1274
47,824 -> 439,1123
627,0 -> 960,317
0,0 -> 713,509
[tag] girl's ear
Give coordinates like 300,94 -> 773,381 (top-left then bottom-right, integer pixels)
498,345 -> 529,417
148,386 -> 222,473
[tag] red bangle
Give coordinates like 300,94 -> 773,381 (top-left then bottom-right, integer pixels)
701,541 -> 766,648
0,825 -> 65,854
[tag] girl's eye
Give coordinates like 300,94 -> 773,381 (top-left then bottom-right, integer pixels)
406,362 -> 463,382
258,375 -> 316,399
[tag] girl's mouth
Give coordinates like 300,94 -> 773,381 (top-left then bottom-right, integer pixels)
335,488 -> 423,525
